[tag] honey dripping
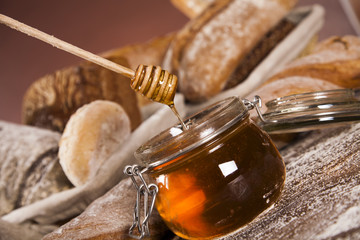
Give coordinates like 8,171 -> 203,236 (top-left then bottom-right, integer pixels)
131,64 -> 188,130
169,105 -> 188,130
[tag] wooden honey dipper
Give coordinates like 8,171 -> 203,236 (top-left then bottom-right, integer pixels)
0,14 -> 178,106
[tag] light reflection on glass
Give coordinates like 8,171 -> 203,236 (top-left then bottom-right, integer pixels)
200,128 -> 214,139
218,160 -> 238,177
317,104 -> 333,109
319,117 -> 334,122
158,174 -> 168,189
209,143 -> 223,154
169,127 -> 183,137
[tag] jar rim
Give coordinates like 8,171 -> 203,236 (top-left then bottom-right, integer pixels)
259,88 -> 360,133
135,96 -> 249,172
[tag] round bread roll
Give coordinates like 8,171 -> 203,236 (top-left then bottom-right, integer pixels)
59,100 -> 131,187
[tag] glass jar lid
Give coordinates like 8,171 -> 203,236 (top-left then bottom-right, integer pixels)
135,97 -> 249,172
257,88 -> 360,134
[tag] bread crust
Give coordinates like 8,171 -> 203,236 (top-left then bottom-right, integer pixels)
59,100 -> 131,187
163,0 -> 297,102
267,36 -> 360,88
22,34 -> 174,132
22,56 -> 141,132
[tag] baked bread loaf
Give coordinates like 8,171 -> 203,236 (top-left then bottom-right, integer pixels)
244,36 -> 360,147
163,0 -> 298,102
247,35 -> 360,113
267,35 -> 360,88
22,55 -> 141,133
0,121 -> 71,216
22,35 -> 174,131
59,100 -> 131,187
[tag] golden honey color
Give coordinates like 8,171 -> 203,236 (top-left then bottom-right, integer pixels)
150,117 -> 285,239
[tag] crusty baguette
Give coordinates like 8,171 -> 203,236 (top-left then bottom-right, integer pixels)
266,35 -> 360,88
247,35 -> 360,110
244,35 -> 360,147
163,0 -> 297,102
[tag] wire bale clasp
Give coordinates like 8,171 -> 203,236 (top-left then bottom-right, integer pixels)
124,165 -> 158,239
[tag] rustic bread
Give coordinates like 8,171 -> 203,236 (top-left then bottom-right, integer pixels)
22,34 -> 174,132
245,36 -> 360,147
163,0 -> 297,102
266,35 -> 360,88
59,100 -> 131,187
247,35 -> 360,114
0,121 -> 72,216
22,55 -> 140,133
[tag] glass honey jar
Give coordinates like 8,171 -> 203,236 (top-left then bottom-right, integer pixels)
132,96 -> 286,239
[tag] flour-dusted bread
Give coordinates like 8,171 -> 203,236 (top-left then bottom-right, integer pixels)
59,100 -> 131,187
247,35 -> 360,115
0,121 -> 71,216
163,0 -> 297,102
267,35 -> 360,88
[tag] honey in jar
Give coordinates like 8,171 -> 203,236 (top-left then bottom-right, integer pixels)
135,97 -> 285,239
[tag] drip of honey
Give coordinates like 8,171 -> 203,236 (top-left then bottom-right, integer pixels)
130,64 -> 187,130
169,104 -> 188,131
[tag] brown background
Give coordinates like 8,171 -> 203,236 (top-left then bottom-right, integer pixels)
0,0 -> 357,124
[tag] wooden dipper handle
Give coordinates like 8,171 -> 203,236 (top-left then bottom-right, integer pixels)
0,14 -> 178,104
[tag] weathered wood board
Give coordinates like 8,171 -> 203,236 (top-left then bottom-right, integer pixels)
1,122 -> 359,240
223,123 -> 360,239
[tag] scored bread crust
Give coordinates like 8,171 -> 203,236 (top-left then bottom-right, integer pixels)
163,0 -> 297,102
267,36 -> 360,88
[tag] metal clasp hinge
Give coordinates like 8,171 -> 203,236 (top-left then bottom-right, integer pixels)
124,165 -> 158,239
242,95 -> 266,122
